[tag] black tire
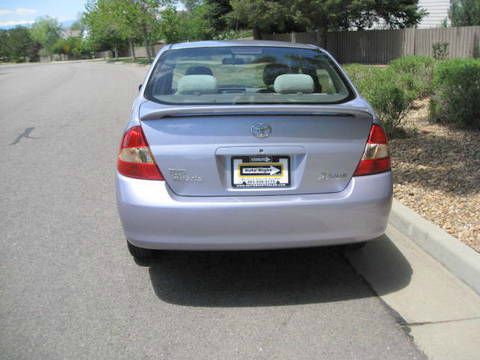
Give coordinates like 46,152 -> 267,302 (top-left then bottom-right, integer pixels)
127,241 -> 157,260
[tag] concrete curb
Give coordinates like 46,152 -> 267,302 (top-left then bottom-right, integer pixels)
389,199 -> 480,295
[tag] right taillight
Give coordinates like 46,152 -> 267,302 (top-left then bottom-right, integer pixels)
117,126 -> 164,180
354,124 -> 391,176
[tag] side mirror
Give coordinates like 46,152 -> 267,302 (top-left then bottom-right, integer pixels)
138,84 -> 142,91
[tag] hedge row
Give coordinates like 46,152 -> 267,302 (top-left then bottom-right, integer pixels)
344,56 -> 480,135
389,56 -> 436,99
430,59 -> 480,129
344,63 -> 415,136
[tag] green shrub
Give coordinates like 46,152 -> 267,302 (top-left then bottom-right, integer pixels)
433,42 -> 449,60
343,64 -> 379,88
344,65 -> 414,136
389,56 -> 436,98
430,59 -> 480,129
213,30 -> 253,40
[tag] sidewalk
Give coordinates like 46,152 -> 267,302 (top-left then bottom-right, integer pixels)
346,225 -> 480,360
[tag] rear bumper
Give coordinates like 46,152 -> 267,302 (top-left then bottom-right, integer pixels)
116,172 -> 393,250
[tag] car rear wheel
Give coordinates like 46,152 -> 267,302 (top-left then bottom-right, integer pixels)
127,241 -> 157,260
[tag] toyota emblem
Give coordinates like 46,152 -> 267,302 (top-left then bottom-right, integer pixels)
251,123 -> 272,138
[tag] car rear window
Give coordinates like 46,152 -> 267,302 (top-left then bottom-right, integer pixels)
144,46 -> 355,105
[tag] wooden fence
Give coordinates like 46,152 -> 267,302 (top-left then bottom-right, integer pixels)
262,26 -> 480,64
125,43 -> 164,58
96,43 -> 164,59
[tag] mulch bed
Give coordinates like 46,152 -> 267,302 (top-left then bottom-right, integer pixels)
390,99 -> 480,252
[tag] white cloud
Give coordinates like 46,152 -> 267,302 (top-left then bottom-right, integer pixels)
0,8 -> 37,17
16,8 -> 37,15
0,20 -> 35,27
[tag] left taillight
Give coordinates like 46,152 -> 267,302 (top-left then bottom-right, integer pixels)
353,124 -> 391,176
117,125 -> 164,180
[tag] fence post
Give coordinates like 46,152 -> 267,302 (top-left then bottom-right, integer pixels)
413,28 -> 417,56
291,32 -> 296,43
475,33 -> 479,58
404,28 -> 415,56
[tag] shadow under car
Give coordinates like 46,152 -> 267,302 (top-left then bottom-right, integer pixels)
143,235 -> 411,307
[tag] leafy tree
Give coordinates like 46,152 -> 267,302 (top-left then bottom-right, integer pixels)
0,27 -> 39,62
134,0 -> 174,60
68,37 -> 87,58
0,30 -> 7,60
30,17 -> 62,57
52,36 -> 86,58
157,3 -> 215,43
83,0 -> 126,57
205,0 -> 232,32
291,0 -> 425,45
449,0 -> 480,26
114,0 -> 143,58
157,7 -> 184,43
182,0 -> 202,11
226,0 -> 425,42
345,0 -> 426,30
227,0 -> 292,39
52,38 -> 68,55
182,3 -> 216,40
181,0 -> 232,31
84,0 -> 171,60
9,27 -> 40,61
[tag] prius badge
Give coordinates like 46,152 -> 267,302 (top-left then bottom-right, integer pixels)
251,123 -> 272,138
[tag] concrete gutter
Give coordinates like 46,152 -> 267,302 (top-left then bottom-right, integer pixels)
389,199 -> 480,295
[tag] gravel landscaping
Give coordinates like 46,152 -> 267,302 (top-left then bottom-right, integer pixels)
390,99 -> 480,252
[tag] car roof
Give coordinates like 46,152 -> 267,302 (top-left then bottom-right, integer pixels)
169,40 -> 320,51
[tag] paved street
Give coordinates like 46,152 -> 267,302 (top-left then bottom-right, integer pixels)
0,61 -> 425,359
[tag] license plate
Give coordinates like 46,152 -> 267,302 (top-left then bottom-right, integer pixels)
232,156 -> 290,188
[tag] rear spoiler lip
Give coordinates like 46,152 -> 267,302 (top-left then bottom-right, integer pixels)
139,105 -> 374,121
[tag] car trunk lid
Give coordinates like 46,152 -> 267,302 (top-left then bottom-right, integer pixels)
139,102 -> 373,197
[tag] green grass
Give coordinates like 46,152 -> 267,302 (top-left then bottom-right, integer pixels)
106,57 -> 153,65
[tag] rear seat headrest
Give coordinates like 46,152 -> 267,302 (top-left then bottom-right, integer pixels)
176,75 -> 217,95
273,74 -> 314,94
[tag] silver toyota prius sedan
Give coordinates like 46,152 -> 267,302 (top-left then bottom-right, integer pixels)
116,40 -> 393,260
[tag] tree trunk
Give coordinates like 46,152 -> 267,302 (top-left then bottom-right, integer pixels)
144,35 -> 151,62
129,40 -> 136,61
114,45 -> 118,59
253,26 -> 262,40
143,23 -> 152,62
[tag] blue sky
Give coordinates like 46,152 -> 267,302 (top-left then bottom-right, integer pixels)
0,0 -> 87,28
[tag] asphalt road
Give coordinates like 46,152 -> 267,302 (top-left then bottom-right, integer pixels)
0,61 -> 426,360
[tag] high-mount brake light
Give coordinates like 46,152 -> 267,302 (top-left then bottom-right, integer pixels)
354,124 -> 391,176
117,126 -> 164,180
